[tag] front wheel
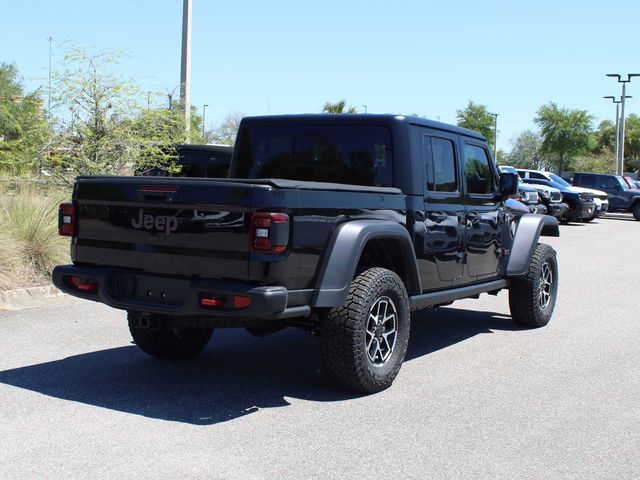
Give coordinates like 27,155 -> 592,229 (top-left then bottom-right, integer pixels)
128,312 -> 214,359
508,243 -> 558,328
632,203 -> 640,221
319,268 -> 410,393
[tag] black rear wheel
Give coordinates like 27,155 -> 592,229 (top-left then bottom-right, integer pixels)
128,312 -> 214,359
319,268 -> 410,393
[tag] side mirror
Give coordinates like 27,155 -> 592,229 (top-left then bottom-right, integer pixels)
499,172 -> 519,198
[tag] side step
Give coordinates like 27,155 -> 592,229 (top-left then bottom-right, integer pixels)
409,279 -> 508,311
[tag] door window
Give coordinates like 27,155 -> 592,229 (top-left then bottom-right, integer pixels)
424,137 -> 457,192
530,172 -> 547,180
599,176 -> 619,190
580,175 -> 596,188
463,144 -> 494,195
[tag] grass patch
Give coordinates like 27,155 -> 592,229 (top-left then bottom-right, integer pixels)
0,184 -> 70,290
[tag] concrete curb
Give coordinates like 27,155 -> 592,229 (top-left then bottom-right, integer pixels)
0,284 -> 69,311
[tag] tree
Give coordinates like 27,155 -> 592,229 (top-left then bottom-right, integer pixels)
322,100 -> 357,114
210,111 -> 244,145
0,63 -> 50,175
623,114 -> 640,173
506,130 -> 551,170
49,46 -> 204,183
456,101 -> 495,144
534,102 -> 592,174
591,120 -> 616,155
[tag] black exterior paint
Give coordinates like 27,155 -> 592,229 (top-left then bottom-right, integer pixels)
54,114 -> 557,319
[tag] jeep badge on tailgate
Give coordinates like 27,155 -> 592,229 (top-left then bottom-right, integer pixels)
131,210 -> 178,234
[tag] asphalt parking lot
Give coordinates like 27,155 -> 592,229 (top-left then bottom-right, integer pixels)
1,215 -> 639,480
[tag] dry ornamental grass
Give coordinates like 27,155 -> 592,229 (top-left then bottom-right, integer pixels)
0,185 -> 70,290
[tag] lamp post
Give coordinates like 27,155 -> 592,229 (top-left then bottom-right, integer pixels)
489,112 -> 499,158
202,104 -> 208,138
180,0 -> 192,142
47,36 -> 53,121
603,95 -> 632,173
607,74 -> 640,175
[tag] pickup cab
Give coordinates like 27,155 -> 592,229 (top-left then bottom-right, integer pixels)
54,114 -> 560,393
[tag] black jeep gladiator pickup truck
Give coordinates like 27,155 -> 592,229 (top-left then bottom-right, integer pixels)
53,114 -> 560,393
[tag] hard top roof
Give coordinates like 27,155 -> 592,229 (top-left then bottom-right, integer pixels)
239,114 -> 486,141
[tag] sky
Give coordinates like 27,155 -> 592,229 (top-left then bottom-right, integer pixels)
2,0 -> 639,152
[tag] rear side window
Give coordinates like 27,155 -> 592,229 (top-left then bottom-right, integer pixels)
234,125 -> 393,187
530,172 -> 547,180
424,136 -> 457,193
599,176 -> 618,190
463,144 -> 494,195
579,174 -> 596,188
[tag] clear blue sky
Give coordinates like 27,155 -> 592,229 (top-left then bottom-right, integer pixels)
2,0 -> 639,151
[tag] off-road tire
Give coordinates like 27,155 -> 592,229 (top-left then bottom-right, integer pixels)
509,243 -> 558,328
319,268 -> 410,393
632,202 -> 640,221
128,312 -> 214,359
582,213 -> 596,223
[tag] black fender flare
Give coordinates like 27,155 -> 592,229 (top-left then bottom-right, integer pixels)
311,220 -> 422,308
507,214 -> 559,277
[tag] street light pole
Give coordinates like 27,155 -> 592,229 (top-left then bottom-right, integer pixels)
489,113 -> 499,158
607,74 -> 640,175
47,36 -> 53,121
603,95 -> 632,173
202,104 -> 208,138
180,0 -> 192,142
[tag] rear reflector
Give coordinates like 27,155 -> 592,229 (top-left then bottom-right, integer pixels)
233,295 -> 252,309
68,276 -> 98,292
58,202 -> 76,236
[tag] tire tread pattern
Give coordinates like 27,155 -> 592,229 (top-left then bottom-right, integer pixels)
319,268 -> 410,393
509,243 -> 558,328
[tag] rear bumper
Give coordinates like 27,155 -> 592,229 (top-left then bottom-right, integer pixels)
52,265 -> 307,319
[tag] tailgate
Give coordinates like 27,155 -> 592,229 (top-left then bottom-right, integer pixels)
73,177 -> 254,280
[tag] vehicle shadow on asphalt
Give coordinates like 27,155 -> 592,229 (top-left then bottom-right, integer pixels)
0,307 -> 521,426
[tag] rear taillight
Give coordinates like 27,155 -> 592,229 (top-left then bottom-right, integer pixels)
58,202 -> 76,236
251,213 -> 289,253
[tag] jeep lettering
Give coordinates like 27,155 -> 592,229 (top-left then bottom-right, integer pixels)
131,210 -> 178,234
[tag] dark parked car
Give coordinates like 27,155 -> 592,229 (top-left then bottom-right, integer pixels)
573,172 -> 640,220
54,114 -> 560,393
517,169 -> 608,220
521,178 -> 594,223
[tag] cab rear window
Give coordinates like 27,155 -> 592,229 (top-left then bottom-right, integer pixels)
233,125 -> 393,187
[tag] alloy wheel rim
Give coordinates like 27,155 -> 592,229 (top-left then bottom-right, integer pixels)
365,296 -> 398,367
539,262 -> 553,310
